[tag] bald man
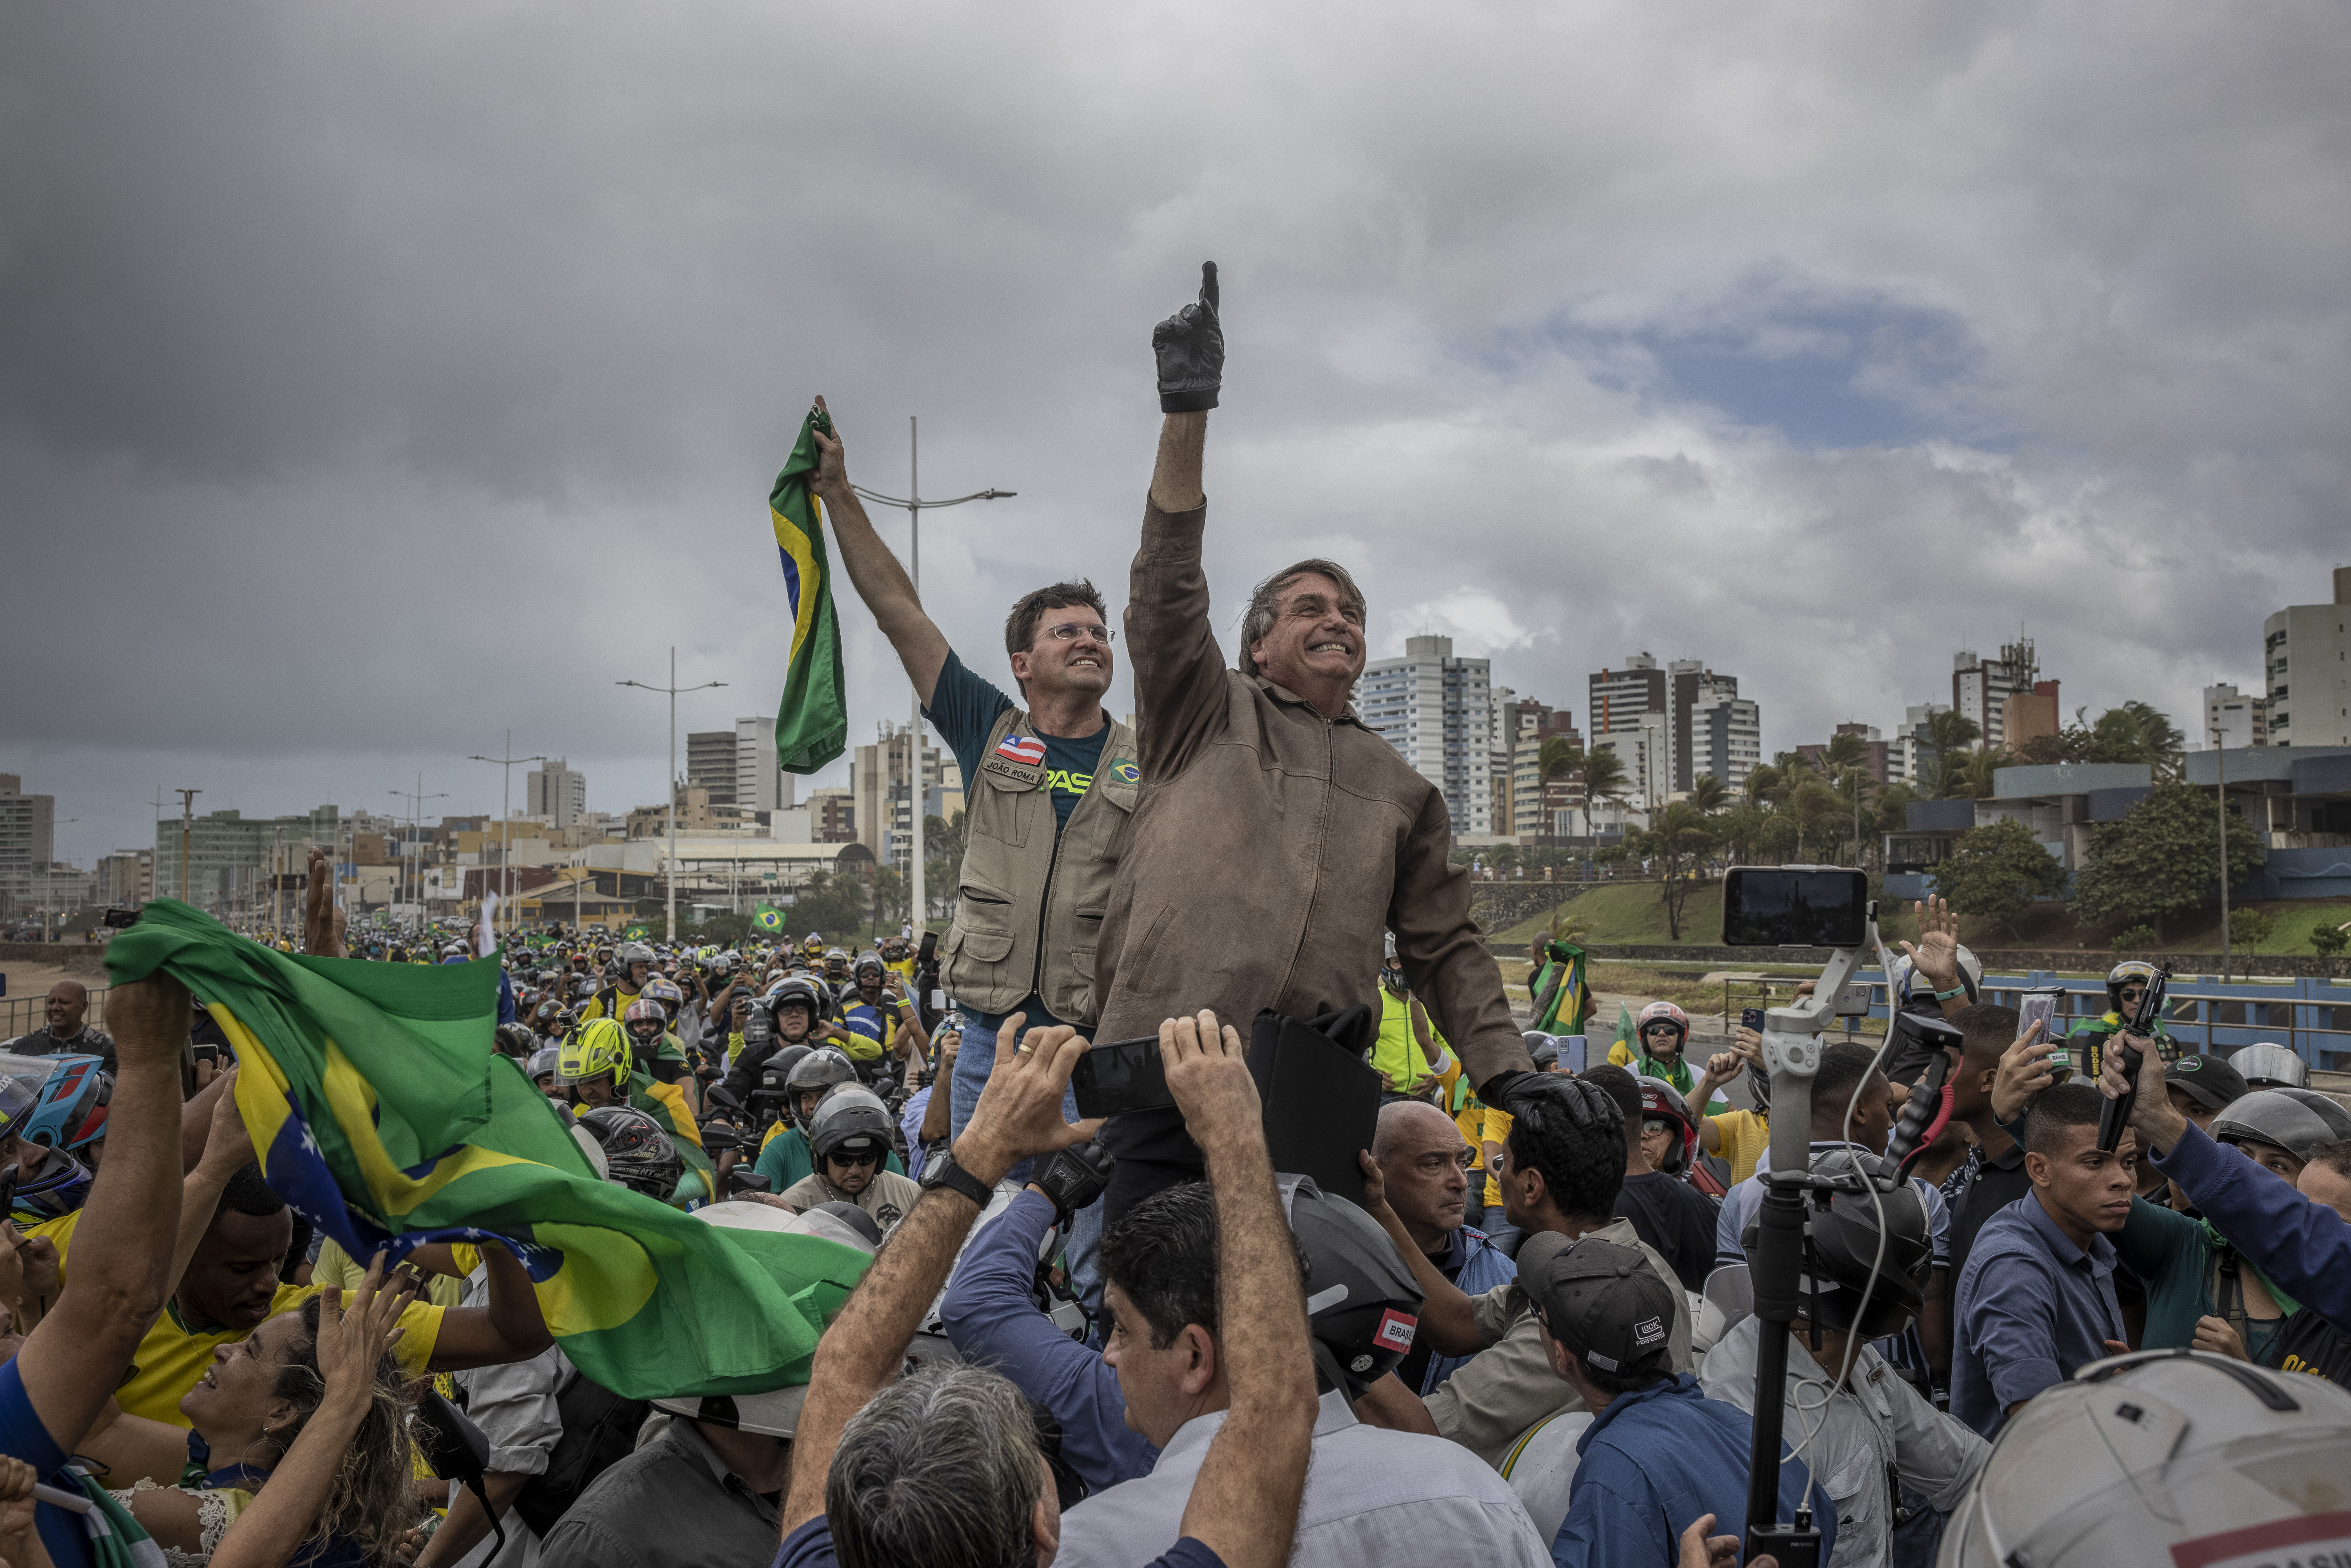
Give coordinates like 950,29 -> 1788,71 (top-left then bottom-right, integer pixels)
5,981 -> 116,1074
1371,1101 -> 1514,1396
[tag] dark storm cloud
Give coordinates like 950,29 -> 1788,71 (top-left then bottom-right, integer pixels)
3,0 -> 2347,866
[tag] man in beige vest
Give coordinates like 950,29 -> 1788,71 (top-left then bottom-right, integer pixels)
809,399 -> 1137,1175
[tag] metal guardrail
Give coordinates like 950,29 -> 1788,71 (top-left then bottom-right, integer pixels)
0,987 -> 109,1043
1851,970 -> 2351,1073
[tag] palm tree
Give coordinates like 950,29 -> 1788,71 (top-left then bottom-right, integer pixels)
1686,774 -> 1728,814
1580,748 -> 1629,828
1743,762 -> 1781,809
1922,711 -> 1985,799
1950,746 -> 2004,800
1787,781 -> 1844,858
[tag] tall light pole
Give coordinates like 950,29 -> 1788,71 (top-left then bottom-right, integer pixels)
468,732 -> 545,938
2214,722 -> 2232,981
851,416 -> 1015,937
619,648 -> 726,943
174,789 -> 201,905
389,779 -> 447,931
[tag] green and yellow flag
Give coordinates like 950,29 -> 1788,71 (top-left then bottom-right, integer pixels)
106,902 -> 870,1398
770,404 -> 848,775
753,902 -> 786,934
1531,940 -> 1597,1036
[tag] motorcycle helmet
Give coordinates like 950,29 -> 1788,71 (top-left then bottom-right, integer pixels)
1636,1078 -> 1697,1177
11,1148 -> 94,1221
1939,1350 -> 2351,1568
1633,1001 -> 1690,1053
557,1018 -> 632,1094
807,1083 -> 894,1166
2227,1042 -> 2308,1092
766,976 -> 827,1031
6,1054 -> 110,1151
641,976 -> 685,1017
785,1047 -> 858,1129
1739,1147 -> 1930,1342
1523,1032 -> 1561,1071
2105,960 -> 2161,1018
1277,1173 -> 1424,1401
851,951 -> 886,985
574,1105 -> 682,1202
494,1023 -> 538,1061
622,998 -> 668,1054
527,1046 -> 562,1084
758,1043 -> 815,1103
2208,1087 -> 2351,1166
1889,945 -> 1985,1008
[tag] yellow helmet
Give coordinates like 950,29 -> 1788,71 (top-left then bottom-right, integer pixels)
558,1017 -> 631,1092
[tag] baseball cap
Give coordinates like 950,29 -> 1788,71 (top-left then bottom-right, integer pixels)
2167,1054 -> 2250,1114
1517,1232 -> 1674,1374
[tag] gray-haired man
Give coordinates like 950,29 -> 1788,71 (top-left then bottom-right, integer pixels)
1091,263 -> 1533,1223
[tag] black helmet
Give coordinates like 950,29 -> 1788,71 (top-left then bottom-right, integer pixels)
807,1084 -> 895,1164
759,1043 -> 815,1099
1522,1031 -> 1561,1071
785,1047 -> 858,1129
1742,1147 -> 1931,1342
2209,1088 -> 2351,1164
575,1105 -> 682,1203
494,1023 -> 537,1061
766,975 -> 827,1028
1277,1175 -> 1424,1402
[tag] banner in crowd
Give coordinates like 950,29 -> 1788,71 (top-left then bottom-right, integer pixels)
106,902 -> 871,1398
753,902 -> 787,933
768,402 -> 849,775
1530,939 -> 1597,1036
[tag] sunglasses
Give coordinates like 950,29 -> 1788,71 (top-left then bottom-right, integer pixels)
828,1150 -> 882,1169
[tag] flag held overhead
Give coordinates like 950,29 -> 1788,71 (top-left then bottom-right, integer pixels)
770,403 -> 849,776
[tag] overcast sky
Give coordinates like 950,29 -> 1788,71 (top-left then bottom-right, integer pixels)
5,2 -> 2347,868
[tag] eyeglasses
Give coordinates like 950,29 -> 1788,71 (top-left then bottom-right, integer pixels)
1038,622 -> 1115,646
828,1150 -> 882,1169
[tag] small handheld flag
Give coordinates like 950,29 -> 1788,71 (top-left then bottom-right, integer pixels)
770,405 -> 849,775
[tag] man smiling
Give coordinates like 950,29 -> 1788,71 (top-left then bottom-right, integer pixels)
1092,262 -> 1533,1224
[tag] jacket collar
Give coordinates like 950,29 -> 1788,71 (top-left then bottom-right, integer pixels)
1576,1372 -> 1703,1454
1246,670 -> 1363,726
2025,1186 -> 2117,1273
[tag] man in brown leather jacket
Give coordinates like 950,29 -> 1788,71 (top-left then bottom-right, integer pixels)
1094,264 -> 1534,1221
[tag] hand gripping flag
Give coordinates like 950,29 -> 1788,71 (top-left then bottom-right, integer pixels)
106,902 -> 870,1398
770,404 -> 849,775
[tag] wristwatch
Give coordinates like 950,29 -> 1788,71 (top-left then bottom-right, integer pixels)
918,1148 -> 994,1208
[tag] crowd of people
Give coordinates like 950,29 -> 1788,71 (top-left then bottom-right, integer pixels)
4,264 -> 2348,1568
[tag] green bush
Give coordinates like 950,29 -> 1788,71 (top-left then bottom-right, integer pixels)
2112,925 -> 2158,953
2227,907 -> 2276,954
2313,923 -> 2349,959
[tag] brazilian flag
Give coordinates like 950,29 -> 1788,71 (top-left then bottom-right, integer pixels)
623,923 -> 649,942
1531,939 -> 1597,1036
770,404 -> 848,775
106,901 -> 870,1398
753,902 -> 786,934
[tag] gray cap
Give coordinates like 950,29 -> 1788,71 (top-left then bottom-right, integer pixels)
1517,1233 -> 1674,1374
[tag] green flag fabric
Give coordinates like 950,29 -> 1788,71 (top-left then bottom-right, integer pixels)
1530,940 -> 1597,1036
769,404 -> 849,775
105,902 -> 870,1398
753,902 -> 786,934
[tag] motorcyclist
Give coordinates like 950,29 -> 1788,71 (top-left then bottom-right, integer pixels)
2067,960 -> 2177,1077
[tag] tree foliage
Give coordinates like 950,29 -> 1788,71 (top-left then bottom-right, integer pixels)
2070,785 -> 2265,943
1929,818 -> 2068,935
2014,702 -> 2188,780
1625,799 -> 1717,940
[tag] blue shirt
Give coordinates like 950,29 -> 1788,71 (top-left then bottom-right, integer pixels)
1554,1373 -> 1833,1568
1414,1226 -> 1516,1397
922,650 -> 1112,835
938,1189 -> 1159,1491
0,1359 -> 94,1568
2154,1120 -> 2351,1337
776,1517 -> 1224,1568
1950,1193 -> 2125,1437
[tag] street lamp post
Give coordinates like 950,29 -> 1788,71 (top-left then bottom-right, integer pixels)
174,789 -> 202,905
389,777 -> 448,933
850,416 -> 1014,939
619,648 -> 726,944
468,732 -> 546,938
2214,724 -> 2232,982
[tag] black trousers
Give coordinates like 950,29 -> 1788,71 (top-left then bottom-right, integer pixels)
1100,1106 -> 1207,1226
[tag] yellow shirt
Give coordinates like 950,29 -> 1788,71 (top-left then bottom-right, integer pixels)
1704,1108 -> 1772,1186
1479,1106 -> 1514,1208
1371,990 -> 1448,1095
577,985 -> 641,1024
31,1209 -> 444,1426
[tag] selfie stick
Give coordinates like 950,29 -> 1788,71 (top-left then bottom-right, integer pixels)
1739,902 -> 1877,1568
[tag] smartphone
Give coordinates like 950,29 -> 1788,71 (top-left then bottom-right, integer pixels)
1740,1007 -> 1765,1032
103,907 -> 140,930
1721,866 -> 1869,949
1559,1035 -> 1588,1073
1070,1035 -> 1174,1118
193,1043 -> 223,1066
2019,990 -> 2072,1079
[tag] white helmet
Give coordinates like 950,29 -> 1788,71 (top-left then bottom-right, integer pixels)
1887,945 -> 1982,1007
1940,1350 -> 2351,1567
2228,1042 -> 2309,1091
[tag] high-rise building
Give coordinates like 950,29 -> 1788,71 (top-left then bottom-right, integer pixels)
804,788 -> 858,844
1504,704 -> 1584,836
734,716 -> 794,814
2200,683 -> 2270,750
1952,642 -> 2039,750
1685,680 -> 1762,793
1797,724 -> 1891,785
1593,712 -> 1670,823
685,731 -> 738,807
0,775 -> 56,901
1889,704 -> 1949,786
1588,656 -> 1668,777
94,849 -> 152,907
2262,567 -> 2351,748
152,806 -> 342,914
851,723 -> 947,869
2002,681 -> 2063,753
525,759 -> 588,830
1358,636 -> 1494,835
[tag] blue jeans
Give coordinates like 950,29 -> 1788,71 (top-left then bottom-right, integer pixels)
952,998 -> 1103,1318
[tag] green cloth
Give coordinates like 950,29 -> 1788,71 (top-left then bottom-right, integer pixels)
768,404 -> 850,774
74,1472 -> 165,1568
755,1124 -> 903,1193
2112,1195 -> 2294,1354
1530,941 -> 1597,1036
105,900 -> 872,1398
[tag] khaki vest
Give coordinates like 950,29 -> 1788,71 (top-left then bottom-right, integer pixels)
940,708 -> 1139,1026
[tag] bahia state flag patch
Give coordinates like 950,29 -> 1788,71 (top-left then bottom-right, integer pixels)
995,734 -> 1047,766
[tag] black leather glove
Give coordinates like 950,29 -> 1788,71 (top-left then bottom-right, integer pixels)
1480,1067 -> 1531,1111
1033,1137 -> 1117,1224
1152,261 -> 1223,413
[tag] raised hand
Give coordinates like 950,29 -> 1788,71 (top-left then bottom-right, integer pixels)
1152,262 -> 1223,413
954,1014 -> 1097,1183
1898,896 -> 1962,995
1160,1009 -> 1263,1158
808,395 -> 850,495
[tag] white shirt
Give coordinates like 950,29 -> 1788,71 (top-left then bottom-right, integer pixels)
1052,1389 -> 1550,1568
1700,1316 -> 1987,1568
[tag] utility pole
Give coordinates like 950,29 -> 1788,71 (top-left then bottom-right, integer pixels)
389,778 -> 447,934
469,731 -> 545,939
174,789 -> 201,905
2215,724 -> 2231,982
619,648 -> 726,944
850,416 -> 1015,938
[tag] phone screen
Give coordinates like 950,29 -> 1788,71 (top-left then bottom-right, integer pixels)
1720,867 -> 1869,948
1071,1036 -> 1174,1118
